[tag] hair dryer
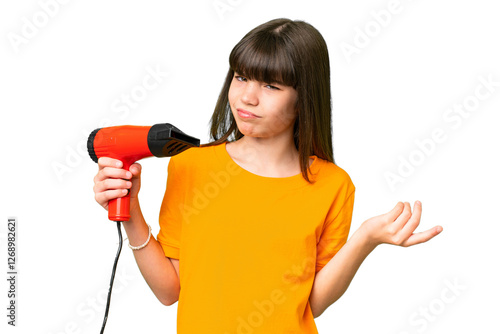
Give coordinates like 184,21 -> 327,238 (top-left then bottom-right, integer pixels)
87,123 -> 200,221
87,123 -> 199,334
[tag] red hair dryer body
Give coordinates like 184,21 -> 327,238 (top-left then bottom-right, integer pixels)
87,123 -> 200,221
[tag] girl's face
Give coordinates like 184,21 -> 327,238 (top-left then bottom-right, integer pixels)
228,72 -> 298,140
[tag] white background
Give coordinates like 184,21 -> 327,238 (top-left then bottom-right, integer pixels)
1,0 -> 499,333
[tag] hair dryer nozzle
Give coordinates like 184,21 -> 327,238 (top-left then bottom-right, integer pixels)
147,123 -> 200,157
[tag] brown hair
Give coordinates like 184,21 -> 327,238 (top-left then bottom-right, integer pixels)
200,18 -> 334,184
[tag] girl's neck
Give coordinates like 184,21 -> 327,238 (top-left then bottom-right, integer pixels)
226,136 -> 310,178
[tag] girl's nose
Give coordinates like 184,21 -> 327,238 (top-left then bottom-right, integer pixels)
241,81 -> 259,105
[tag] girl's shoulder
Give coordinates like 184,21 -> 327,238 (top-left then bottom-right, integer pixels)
314,157 -> 355,189
169,142 -> 222,170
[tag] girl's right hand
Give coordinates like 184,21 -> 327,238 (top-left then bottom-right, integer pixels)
93,157 -> 142,211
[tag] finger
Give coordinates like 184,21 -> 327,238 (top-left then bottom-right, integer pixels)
98,166 -> 132,180
392,202 -> 412,231
129,162 -> 142,176
94,178 -> 132,193
95,189 -> 129,205
401,225 -> 443,247
94,167 -> 131,184
98,157 -> 123,169
385,202 -> 405,222
398,201 -> 422,239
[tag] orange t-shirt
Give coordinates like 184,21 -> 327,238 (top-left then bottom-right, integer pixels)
157,141 -> 355,333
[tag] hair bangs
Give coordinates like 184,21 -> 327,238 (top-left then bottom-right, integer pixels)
229,33 -> 297,88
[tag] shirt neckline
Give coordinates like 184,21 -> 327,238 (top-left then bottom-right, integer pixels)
218,141 -> 319,185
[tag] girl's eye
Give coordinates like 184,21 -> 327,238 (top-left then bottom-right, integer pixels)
234,74 -> 279,90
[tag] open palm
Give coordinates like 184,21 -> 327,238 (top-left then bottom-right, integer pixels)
361,201 -> 443,248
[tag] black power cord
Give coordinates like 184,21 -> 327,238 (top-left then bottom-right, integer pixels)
100,221 -> 123,334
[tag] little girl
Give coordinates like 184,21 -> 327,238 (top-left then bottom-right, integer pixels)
93,18 -> 443,333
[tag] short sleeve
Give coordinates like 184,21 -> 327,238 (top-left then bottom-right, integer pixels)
316,189 -> 355,273
156,157 -> 183,260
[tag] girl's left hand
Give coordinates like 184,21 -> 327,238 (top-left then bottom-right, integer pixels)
359,201 -> 443,248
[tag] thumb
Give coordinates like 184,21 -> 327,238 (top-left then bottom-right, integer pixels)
129,162 -> 142,177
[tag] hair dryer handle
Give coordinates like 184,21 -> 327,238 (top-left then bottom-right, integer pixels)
108,197 -> 131,222
108,161 -> 133,222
